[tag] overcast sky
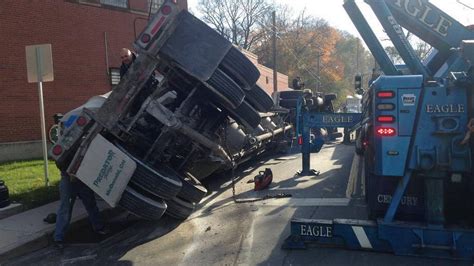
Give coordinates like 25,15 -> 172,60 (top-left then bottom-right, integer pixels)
187,0 -> 474,43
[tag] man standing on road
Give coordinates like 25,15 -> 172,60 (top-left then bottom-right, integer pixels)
53,172 -> 109,248
53,117 -> 109,248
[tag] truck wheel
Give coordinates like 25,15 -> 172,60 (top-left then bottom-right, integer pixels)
206,68 -> 245,109
119,186 -> 167,221
177,172 -> 208,203
220,47 -> 260,91
245,84 -> 274,112
279,90 -> 305,100
130,162 -> 183,200
165,197 -> 196,219
116,145 -> 182,199
227,101 -> 261,129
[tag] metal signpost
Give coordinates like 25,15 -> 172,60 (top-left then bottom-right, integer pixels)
25,44 -> 54,186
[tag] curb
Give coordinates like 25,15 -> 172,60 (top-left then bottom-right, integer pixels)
0,206 -> 124,263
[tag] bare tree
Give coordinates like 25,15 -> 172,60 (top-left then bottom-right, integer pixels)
197,0 -> 271,50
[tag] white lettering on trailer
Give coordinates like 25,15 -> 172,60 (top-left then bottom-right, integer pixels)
377,194 -> 419,206
300,224 -> 332,238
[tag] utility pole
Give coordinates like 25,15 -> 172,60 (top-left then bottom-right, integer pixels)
272,10 -> 277,93
316,51 -> 322,91
356,39 -> 360,74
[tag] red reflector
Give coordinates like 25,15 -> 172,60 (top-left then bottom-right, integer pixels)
76,116 -> 88,126
377,91 -> 394,98
377,116 -> 395,123
376,127 -> 396,136
150,16 -> 166,35
141,34 -> 151,43
161,5 -> 172,15
52,145 -> 63,156
298,136 -> 303,145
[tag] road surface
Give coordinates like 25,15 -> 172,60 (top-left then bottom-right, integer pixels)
7,142 -> 470,265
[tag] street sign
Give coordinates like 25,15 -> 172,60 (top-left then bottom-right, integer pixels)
25,44 -> 54,83
25,44 -> 54,186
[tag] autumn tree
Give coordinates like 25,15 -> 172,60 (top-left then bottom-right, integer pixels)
195,2 -> 374,105
197,0 -> 271,50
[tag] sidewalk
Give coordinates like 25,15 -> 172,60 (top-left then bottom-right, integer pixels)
0,199 -> 110,261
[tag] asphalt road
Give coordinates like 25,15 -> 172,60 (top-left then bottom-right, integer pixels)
7,142 -> 472,265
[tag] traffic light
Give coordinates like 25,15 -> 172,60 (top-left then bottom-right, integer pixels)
355,74 -> 362,90
354,74 -> 363,95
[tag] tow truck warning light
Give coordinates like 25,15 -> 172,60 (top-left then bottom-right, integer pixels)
377,115 -> 395,123
377,91 -> 394,98
377,127 -> 396,136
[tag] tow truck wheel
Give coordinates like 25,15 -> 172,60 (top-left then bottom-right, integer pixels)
220,47 -> 260,91
177,172 -> 208,203
119,186 -> 167,221
226,101 -> 261,129
245,84 -> 274,112
206,68 -> 245,109
165,197 -> 196,219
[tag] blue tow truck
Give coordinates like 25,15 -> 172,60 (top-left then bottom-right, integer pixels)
284,0 -> 474,260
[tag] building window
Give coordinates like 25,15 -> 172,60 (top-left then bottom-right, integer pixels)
109,68 -> 121,86
149,0 -> 164,14
100,0 -> 128,8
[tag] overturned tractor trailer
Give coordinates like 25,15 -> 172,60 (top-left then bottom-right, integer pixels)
284,0 -> 474,260
50,0 -> 292,221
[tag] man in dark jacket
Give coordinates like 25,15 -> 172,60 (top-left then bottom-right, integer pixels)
119,48 -> 159,115
120,48 -> 137,78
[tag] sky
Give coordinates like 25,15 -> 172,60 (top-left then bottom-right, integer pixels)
187,0 -> 474,44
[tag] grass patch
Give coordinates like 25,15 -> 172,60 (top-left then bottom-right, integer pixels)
0,160 -> 61,209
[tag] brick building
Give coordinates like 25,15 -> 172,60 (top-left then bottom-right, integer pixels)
243,50 -> 289,96
0,0 -> 287,162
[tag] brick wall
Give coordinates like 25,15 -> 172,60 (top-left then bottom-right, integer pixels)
0,0 -> 186,143
256,64 -> 289,96
240,50 -> 289,95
